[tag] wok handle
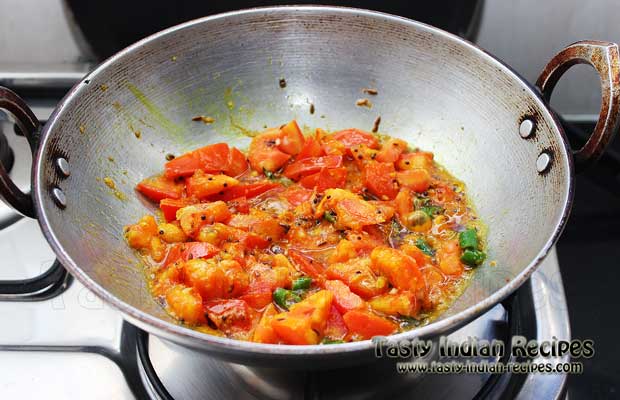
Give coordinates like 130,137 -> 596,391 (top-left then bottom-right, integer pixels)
0,86 -> 40,218
536,40 -> 620,172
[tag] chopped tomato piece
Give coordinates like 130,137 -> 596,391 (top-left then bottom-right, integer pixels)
283,155 -> 343,180
246,261 -> 292,293
152,263 -> 182,296
300,167 -> 347,192
397,169 -> 431,193
325,257 -> 388,299
164,143 -> 230,178
136,175 -> 183,201
207,181 -> 281,202
227,196 -> 249,214
177,201 -> 231,237
248,129 -> 292,172
343,309 -> 397,340
368,201 -> 395,221
204,299 -> 254,334
240,232 -> 271,249
397,151 -> 434,171
124,215 -> 158,249
187,171 -> 240,199
125,122 -> 485,345
253,304 -> 280,343
163,242 -> 220,266
282,186 -> 313,206
376,138 -> 407,163
228,211 -> 288,242
165,285 -> 206,325
240,291 -> 273,310
298,172 -> 320,190
288,249 -> 325,284
252,219 -> 287,242
271,312 -> 319,345
331,128 -> 379,149
349,144 -> 377,170
321,136 -> 347,156
159,198 -> 193,222
370,247 -> 423,291
333,197 -> 384,230
297,136 -> 325,160
437,239 -> 464,275
241,262 -> 290,310
368,292 -> 419,317
422,266 -> 446,310
400,243 -> 432,267
183,259 -> 249,300
155,225 -> 182,244
328,239 -> 357,263
278,120 -> 305,155
429,182 -> 457,204
393,189 -> 414,222
324,305 -> 348,340
363,161 -> 398,200
324,280 -> 365,314
345,231 -> 385,257
224,147 -> 249,177
288,290 -> 334,335
315,188 -> 386,230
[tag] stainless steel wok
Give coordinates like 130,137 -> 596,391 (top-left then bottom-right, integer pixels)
1,6 -> 619,369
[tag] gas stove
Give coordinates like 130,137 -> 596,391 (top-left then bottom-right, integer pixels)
0,94 -> 570,399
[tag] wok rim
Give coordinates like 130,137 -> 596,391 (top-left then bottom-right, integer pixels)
32,5 -> 574,357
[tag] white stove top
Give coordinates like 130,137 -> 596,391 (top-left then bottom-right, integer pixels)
0,214 -> 570,399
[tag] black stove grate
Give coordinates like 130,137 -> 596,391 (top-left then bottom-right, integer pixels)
0,259 -> 72,300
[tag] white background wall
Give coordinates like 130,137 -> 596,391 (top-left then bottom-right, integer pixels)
0,0 -> 619,117
476,0 -> 620,118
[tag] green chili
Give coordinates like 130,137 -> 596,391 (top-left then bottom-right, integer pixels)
273,288 -> 302,310
324,211 -> 337,223
461,249 -> 486,267
292,277 -> 312,290
273,288 -> 289,309
322,338 -> 345,344
415,238 -> 435,257
459,228 -> 479,250
263,168 -> 276,180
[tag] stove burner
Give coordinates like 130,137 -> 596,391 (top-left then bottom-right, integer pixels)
137,330 -> 174,400
0,130 -> 14,174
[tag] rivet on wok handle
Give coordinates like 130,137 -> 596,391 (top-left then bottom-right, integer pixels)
51,187 -> 67,209
536,40 -> 620,173
55,158 -> 70,177
536,151 -> 552,173
519,118 -> 535,139
0,86 -> 40,218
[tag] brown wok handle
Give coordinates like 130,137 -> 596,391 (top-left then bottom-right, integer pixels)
536,40 -> 620,172
0,86 -> 40,218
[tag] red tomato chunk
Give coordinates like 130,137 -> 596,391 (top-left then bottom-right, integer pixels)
124,121 -> 484,344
